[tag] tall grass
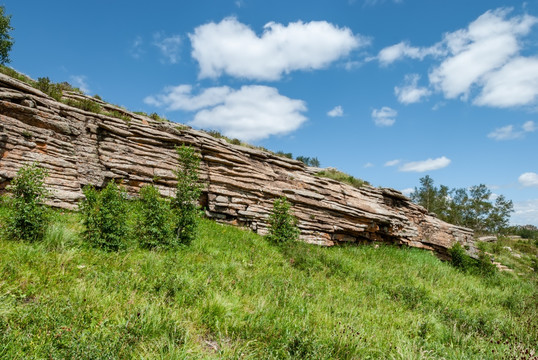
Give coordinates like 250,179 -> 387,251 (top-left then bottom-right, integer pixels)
0,208 -> 536,359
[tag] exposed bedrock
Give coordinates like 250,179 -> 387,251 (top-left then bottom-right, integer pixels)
0,73 -> 476,258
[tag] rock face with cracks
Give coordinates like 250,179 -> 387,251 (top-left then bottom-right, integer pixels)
0,73 -> 475,258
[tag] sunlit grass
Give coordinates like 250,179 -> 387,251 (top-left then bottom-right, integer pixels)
0,209 -> 536,359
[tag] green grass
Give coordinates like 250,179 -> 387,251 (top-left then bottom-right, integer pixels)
0,207 -> 536,359
316,168 -> 370,188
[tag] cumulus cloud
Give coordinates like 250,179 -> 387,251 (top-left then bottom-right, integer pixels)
429,9 -> 537,100
145,85 -> 307,141
384,159 -> 400,166
378,41 -> 443,66
189,17 -> 366,80
487,120 -> 536,140
394,74 -> 431,104
399,156 -> 451,172
153,33 -> 182,64
518,172 -> 538,187
70,75 -> 90,94
474,57 -> 538,107
512,198 -> 538,226
145,85 -> 231,111
327,105 -> 344,117
371,106 -> 397,127
379,8 -> 538,108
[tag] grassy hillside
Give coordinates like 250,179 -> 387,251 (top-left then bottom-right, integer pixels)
0,207 -> 537,359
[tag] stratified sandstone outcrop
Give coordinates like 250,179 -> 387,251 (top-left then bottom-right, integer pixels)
0,73 -> 475,258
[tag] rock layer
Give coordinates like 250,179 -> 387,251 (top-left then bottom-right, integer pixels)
0,73 -> 475,258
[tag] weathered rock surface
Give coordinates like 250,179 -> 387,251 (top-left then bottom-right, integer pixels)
0,73 -> 476,258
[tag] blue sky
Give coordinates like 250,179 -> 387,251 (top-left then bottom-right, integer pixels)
3,0 -> 538,225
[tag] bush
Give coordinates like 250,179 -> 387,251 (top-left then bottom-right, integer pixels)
36,77 -> 63,101
266,197 -> 300,244
63,98 -> 101,114
449,242 -> 496,276
315,168 -> 369,189
449,242 -> 470,270
80,181 -> 128,251
138,185 -> 173,249
150,112 -> 168,122
172,145 -> 202,245
5,163 -> 50,242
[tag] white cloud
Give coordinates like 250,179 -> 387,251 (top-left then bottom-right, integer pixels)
474,57 -> 538,107
429,9 -> 537,100
518,172 -> 538,187
523,120 -> 536,132
153,33 -> 182,64
130,36 -> 144,59
364,162 -> 374,168
372,106 -> 397,127
487,125 -> 522,140
70,75 -> 90,94
327,105 -> 344,117
378,41 -> 443,66
145,85 -> 232,111
394,74 -> 431,104
384,159 -> 400,166
189,17 -> 366,80
145,85 -> 307,141
487,120 -> 536,140
512,198 -> 538,226
380,8 -> 538,108
399,156 -> 451,172
400,187 -> 414,196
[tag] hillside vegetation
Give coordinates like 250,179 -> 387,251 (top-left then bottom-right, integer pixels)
0,206 -> 536,359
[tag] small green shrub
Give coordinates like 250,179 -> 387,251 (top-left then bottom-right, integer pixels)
80,181 -> 128,251
315,168 -> 369,189
266,196 -> 300,244
0,65 -> 34,85
150,112 -> 168,122
138,185 -> 173,249
104,110 -> 131,122
172,145 -> 202,245
63,98 -> 101,114
93,94 -> 102,100
449,242 -> 470,270
5,162 -> 50,242
276,151 -> 293,159
449,242 -> 497,276
36,77 -> 62,101
296,156 -> 320,167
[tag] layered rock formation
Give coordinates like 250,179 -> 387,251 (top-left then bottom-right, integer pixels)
0,73 -> 476,257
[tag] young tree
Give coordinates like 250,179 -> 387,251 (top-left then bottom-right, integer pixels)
486,195 -> 513,234
138,184 -> 173,249
6,163 -> 50,241
0,6 -> 14,64
172,145 -> 202,245
267,197 -> 300,244
410,175 -> 438,213
80,181 -> 128,251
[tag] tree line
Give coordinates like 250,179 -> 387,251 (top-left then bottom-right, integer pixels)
410,175 -> 513,234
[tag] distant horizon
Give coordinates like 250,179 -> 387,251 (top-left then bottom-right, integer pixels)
2,0 -> 537,225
